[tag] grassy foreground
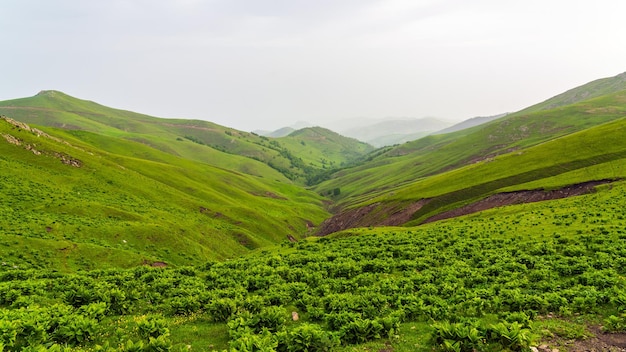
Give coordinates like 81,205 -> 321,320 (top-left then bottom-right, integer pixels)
2,179 -> 626,351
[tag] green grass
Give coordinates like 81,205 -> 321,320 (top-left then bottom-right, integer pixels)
0,117 -> 329,269
518,71 -> 626,114
277,127 -> 374,169
316,90 -> 626,208
2,78 -> 626,351
0,91 -> 372,184
2,180 -> 626,351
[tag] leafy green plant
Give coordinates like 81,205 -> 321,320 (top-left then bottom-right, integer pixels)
279,323 -> 339,352
53,314 -> 98,345
603,313 -> 626,332
137,315 -> 170,339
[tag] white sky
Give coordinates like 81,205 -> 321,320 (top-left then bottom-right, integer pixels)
2,0 -> 626,131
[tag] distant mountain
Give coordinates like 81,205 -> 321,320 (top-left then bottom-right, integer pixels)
254,121 -> 313,138
338,117 -> 452,147
256,127 -> 295,138
433,114 -> 507,135
518,71 -> 626,114
366,131 -> 432,147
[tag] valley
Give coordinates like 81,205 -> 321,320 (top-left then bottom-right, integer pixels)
1,71 -> 626,351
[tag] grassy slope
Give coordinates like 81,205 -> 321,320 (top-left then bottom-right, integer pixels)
329,179 -> 626,351
2,178 -> 625,351
318,115 -> 626,229
518,71 -> 626,114
390,116 -> 626,224
0,91 -> 373,184
317,89 -> 626,209
0,117 -> 328,270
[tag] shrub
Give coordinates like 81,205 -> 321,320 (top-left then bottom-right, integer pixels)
136,315 -> 170,339
53,314 -> 98,345
279,323 -> 339,352
207,298 -> 236,322
0,319 -> 17,347
603,313 -> 626,332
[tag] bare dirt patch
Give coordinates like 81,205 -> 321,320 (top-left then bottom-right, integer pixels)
545,326 -> 626,352
316,199 -> 430,236
316,180 -> 615,236
423,180 -> 614,224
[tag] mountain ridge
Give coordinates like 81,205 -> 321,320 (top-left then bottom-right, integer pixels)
0,91 -> 372,185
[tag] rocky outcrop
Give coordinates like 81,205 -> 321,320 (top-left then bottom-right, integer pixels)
1,116 -> 82,167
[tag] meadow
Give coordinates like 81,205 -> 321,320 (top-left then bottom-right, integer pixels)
0,116 -> 328,269
1,179 -> 625,351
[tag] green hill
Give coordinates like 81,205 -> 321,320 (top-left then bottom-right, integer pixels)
518,71 -> 626,114
0,91 -> 372,184
316,88 -> 626,211
2,167 -> 625,351
0,116 -> 328,270
277,126 -> 374,170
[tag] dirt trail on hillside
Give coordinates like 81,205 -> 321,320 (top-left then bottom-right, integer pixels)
317,180 -> 614,236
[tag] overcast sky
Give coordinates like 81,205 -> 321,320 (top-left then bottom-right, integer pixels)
2,0 -> 626,131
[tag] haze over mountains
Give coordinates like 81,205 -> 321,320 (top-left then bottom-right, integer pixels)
258,117 -> 453,147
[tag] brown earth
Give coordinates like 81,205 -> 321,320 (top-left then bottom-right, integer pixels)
317,180 -> 613,236
423,180 -> 614,224
316,199 -> 430,236
545,326 -> 626,351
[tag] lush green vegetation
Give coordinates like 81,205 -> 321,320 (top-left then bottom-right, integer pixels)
0,91 -> 372,184
316,90 -> 626,208
2,180 -> 626,351
0,116 -> 328,268
2,76 -> 626,351
517,71 -> 626,114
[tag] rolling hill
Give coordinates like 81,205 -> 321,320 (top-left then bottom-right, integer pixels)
315,78 -> 626,233
0,115 -> 329,270
518,71 -> 626,114
0,91 -> 372,185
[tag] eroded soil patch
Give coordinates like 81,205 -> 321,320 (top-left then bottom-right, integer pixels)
423,180 -> 614,224
317,180 -> 615,236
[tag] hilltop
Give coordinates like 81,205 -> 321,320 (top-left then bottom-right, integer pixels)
0,91 -> 372,185
519,71 -> 626,114
0,115 -> 329,269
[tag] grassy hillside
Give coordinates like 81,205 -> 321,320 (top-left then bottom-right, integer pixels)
316,113 -> 626,234
3,74 -> 626,351
0,116 -> 328,270
316,89 -> 626,209
0,91 -> 372,184
518,71 -> 626,114
2,177 -> 625,351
